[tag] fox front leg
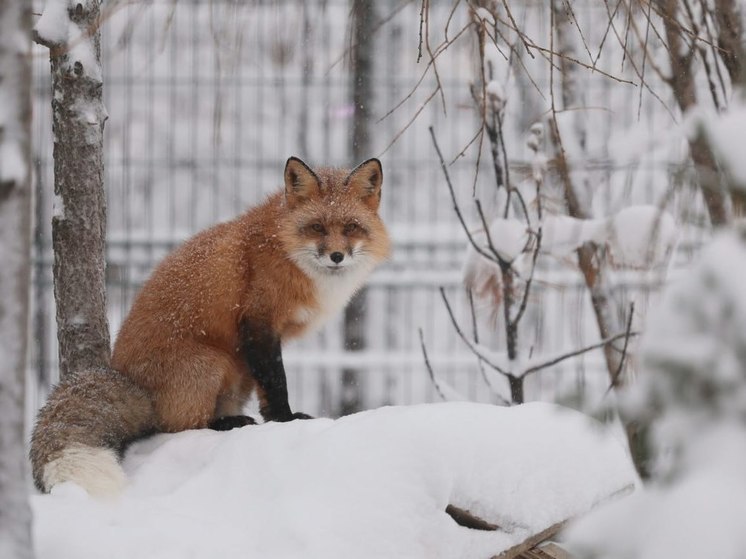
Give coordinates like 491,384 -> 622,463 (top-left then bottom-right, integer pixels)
238,318 -> 313,422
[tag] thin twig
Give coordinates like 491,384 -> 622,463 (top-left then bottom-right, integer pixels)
419,327 -> 447,401
475,199 -> 506,263
379,86 -> 440,156
594,0 -> 623,68
495,110 -> 512,216
429,126 -> 499,264
511,184 -> 531,226
499,0 -> 534,58
444,0 -> 462,43
562,0 -> 594,64
605,302 -> 635,393
467,289 -> 509,406
440,287 -> 512,377
637,0 -> 653,120
327,0 -> 413,73
495,10 -> 637,86
378,21 -> 472,124
423,0 -> 448,115
522,330 -> 639,378
493,26 -> 547,101
603,0 -> 678,122
417,0 -> 426,63
449,124 -> 484,165
698,0 -> 728,105
512,226 -> 541,327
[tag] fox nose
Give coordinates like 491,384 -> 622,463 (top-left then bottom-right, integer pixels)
330,251 -> 344,264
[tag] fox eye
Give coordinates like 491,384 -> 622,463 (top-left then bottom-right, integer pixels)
343,223 -> 358,234
310,223 -> 326,234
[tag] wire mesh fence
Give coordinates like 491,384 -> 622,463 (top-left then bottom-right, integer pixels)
30,0 -> 707,419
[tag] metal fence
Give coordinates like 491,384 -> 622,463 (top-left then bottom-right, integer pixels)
30,0 -> 706,419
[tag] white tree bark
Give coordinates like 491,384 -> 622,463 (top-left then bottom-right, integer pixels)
0,0 -> 34,556
34,0 -> 111,377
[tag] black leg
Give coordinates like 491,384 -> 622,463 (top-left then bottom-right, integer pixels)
238,319 -> 313,422
209,415 -> 256,431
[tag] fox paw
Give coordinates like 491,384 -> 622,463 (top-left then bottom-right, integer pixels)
209,415 -> 256,431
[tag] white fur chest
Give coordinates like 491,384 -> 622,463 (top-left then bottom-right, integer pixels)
293,265 -> 373,334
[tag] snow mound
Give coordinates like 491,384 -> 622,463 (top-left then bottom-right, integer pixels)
32,402 -> 636,559
567,425 -> 746,559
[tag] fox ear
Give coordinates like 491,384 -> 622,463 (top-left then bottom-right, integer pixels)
284,157 -> 320,207
346,158 -> 383,211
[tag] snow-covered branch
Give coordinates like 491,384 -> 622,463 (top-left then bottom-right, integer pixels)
440,287 -> 638,384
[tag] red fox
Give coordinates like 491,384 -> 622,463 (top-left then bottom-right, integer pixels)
31,156 -> 390,497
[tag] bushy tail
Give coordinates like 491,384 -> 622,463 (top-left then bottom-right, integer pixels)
30,368 -> 155,498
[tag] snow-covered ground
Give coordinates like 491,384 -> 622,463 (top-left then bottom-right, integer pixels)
32,402 -> 636,559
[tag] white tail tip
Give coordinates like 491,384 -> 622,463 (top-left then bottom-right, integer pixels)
42,444 -> 126,499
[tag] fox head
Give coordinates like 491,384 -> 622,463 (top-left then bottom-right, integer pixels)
279,156 -> 391,279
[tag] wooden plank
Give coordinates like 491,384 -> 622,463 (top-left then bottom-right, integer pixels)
491,483 -> 636,559
517,542 -> 573,559
492,520 -> 568,559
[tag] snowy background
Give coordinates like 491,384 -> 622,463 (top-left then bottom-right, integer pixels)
28,0 -> 710,421
25,0 -> 746,557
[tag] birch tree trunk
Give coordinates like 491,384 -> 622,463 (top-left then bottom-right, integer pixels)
0,0 -> 34,556
34,0 -> 111,377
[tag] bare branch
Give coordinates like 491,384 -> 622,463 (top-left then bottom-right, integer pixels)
429,126 -> 500,265
601,1 -> 678,121
440,287 -> 512,377
495,10 -> 637,86
637,0 -> 654,120
560,0 -> 595,64
379,86 -> 440,156
499,0 -> 535,58
467,289 -> 509,406
512,226 -> 541,327
605,302 -> 636,394
657,0 -> 730,226
475,199 -> 506,263
419,328 -> 447,401
379,21 -> 472,124
495,111 -> 513,216
713,0 -> 745,87
595,0 -> 624,68
522,330 -> 639,378
417,0 -> 427,63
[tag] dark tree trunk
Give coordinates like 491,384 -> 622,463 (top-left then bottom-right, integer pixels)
550,2 -> 625,386
550,2 -> 643,476
340,0 -> 377,416
0,0 -> 34,555
657,0 -> 731,226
